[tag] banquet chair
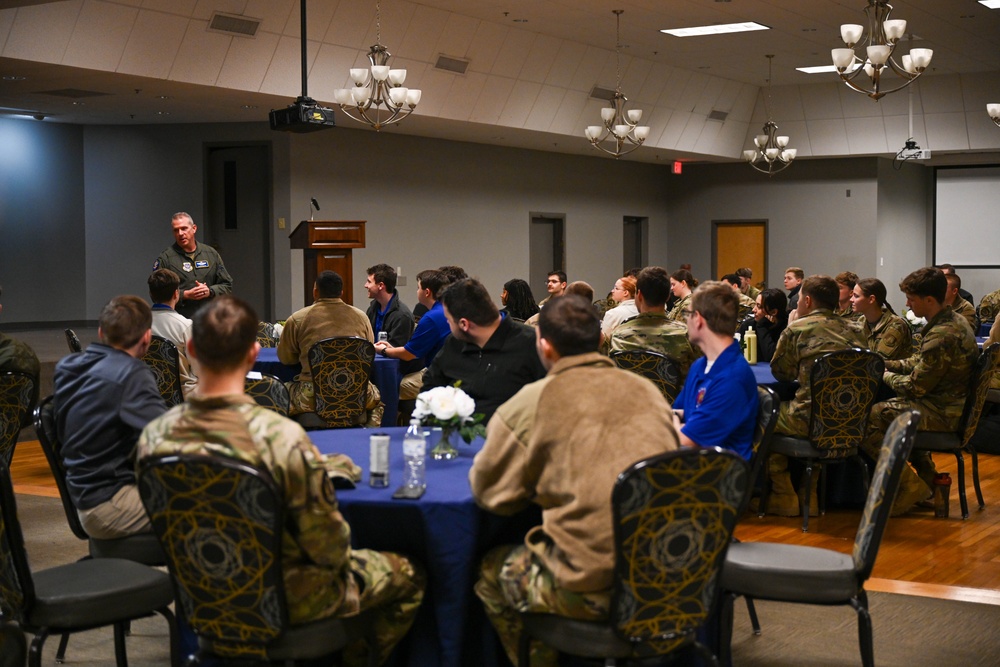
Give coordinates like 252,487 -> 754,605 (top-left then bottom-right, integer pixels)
63,329 -> 82,354
245,373 -> 290,416
0,371 -> 37,467
257,321 -> 279,347
911,342 -> 1000,519
719,410 -> 921,667
0,623 -> 26,667
138,454 -> 377,667
517,447 -> 748,667
759,348 -> 883,532
298,336 -> 375,429
141,335 -> 183,407
609,349 -> 683,403
0,460 -> 178,667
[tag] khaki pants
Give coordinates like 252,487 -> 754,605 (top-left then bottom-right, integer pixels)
399,369 -> 427,401
77,484 -> 151,539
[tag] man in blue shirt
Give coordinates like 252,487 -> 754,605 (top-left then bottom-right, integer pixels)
364,263 -> 414,347
375,269 -> 453,400
672,280 -> 758,460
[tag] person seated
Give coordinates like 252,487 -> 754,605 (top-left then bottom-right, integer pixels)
470,294 -> 679,667
422,278 -> 546,421
943,272 -> 978,332
861,267 -> 979,516
0,285 -> 40,384
538,271 -> 567,308
673,281 -> 759,460
737,288 -> 788,363
850,277 -> 912,360
364,263 -> 414,347
784,266 -> 804,315
278,271 -> 383,426
969,316 -> 1000,454
736,267 -> 760,300
54,295 -> 166,538
938,263 -> 974,306
148,268 -> 199,397
609,266 -> 698,379
835,271 -> 863,319
978,286 -> 1000,324
666,269 -> 697,322
137,295 -> 425,666
766,276 -> 866,516
600,275 -> 638,338
721,273 -> 757,323
500,278 -> 539,322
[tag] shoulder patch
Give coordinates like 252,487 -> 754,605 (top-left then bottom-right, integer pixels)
152,259 -> 160,270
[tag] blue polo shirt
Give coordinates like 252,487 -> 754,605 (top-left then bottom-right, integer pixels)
673,341 -> 758,460
403,301 -> 451,367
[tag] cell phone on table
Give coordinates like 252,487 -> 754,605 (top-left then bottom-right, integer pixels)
392,485 -> 425,500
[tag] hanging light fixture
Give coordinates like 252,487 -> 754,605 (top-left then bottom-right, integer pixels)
989,104 -> 1000,127
585,10 -> 650,159
334,0 -> 421,130
831,0 -> 933,101
743,55 -> 796,176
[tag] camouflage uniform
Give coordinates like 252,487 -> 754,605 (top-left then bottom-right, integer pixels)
137,394 -> 424,666
278,298 -> 382,425
0,332 -> 40,429
742,284 -> 761,301
979,288 -> 1000,323
861,311 -> 913,361
152,243 -> 233,319
608,312 -> 699,380
952,296 -> 979,333
835,305 -> 864,322
736,293 -> 756,323
862,307 -> 978,503
666,293 -> 692,323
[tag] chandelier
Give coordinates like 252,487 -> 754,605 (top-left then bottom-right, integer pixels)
989,104 -> 1000,128
333,0 -> 421,130
831,0 -> 933,101
585,10 -> 650,159
743,55 -> 796,176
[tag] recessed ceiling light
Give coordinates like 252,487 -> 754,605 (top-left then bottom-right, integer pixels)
157,95 -> 170,100
71,101 -> 85,106
661,22 -> 768,37
978,0 -> 1000,9
2,75 -> 26,81
156,111 -> 170,115
242,105 -> 258,110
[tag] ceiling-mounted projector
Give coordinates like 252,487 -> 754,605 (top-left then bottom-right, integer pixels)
269,96 -> 335,133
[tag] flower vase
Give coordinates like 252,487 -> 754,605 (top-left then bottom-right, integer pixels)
430,427 -> 459,460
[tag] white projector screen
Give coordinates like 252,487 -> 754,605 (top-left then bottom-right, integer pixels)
935,166 -> 1000,267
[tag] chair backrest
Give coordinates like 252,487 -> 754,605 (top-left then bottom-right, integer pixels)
0,623 -> 27,667
609,349 -> 683,404
308,337 -> 375,427
142,335 -> 183,407
959,343 -> 1000,445
64,328 -> 82,353
245,373 -> 290,416
257,321 -> 279,348
853,410 -> 920,580
33,396 -> 90,541
0,461 -> 36,623
807,348 -> 884,458
610,447 -> 748,652
138,454 -> 288,660
742,386 -> 779,515
0,372 -> 36,467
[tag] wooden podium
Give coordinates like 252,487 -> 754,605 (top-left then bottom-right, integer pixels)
289,220 -> 366,306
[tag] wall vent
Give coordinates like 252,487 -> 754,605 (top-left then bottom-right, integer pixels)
435,55 -> 470,74
590,86 -> 616,101
208,12 -> 262,37
708,109 -> 729,121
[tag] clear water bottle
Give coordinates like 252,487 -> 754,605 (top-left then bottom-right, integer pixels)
402,419 -> 426,490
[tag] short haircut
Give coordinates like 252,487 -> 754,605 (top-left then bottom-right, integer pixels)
547,270 -> 567,283
565,281 -> 594,302
636,266 -> 671,307
147,269 -> 180,304
619,276 -> 637,299
800,275 -> 839,311
900,267 -> 947,303
856,277 -> 895,314
172,211 -> 194,225
736,267 -> 753,279
440,278 -> 500,327
99,295 -> 152,349
315,270 -> 344,298
785,267 -> 804,280
437,265 -> 468,285
759,288 -> 788,315
417,269 -> 447,299
624,267 -> 642,278
945,273 -> 962,290
538,295 -> 600,357
670,269 -> 697,289
692,281 -> 739,337
191,295 -> 258,372
835,271 -> 859,290
937,263 -> 955,273
366,263 -> 397,293
720,273 -> 741,287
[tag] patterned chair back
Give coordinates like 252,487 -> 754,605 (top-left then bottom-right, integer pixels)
64,328 -> 82,353
743,386 -> 779,515
0,461 -> 36,623
610,448 -> 747,653
142,335 -> 183,407
138,454 -> 287,660
257,322 -> 279,348
34,396 -> 91,541
610,350 -> 683,404
959,343 -> 1000,445
308,337 -> 375,427
853,410 -> 919,579
245,374 -> 290,417
0,372 -> 36,467
807,348 -> 884,459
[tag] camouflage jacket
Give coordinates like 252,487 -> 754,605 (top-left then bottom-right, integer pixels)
736,293 -> 756,323
608,312 -> 699,378
979,288 -> 1000,323
742,284 -> 761,301
771,309 -> 867,428
862,310 -> 913,361
884,306 -> 979,427
277,298 -> 373,382
137,394 -> 362,624
835,305 -> 864,322
952,297 -> 978,332
666,293 -> 692,323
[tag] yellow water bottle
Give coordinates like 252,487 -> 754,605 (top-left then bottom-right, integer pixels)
745,326 -> 758,365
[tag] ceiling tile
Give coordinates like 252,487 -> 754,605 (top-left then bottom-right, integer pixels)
925,111 -> 970,151
544,39 -> 586,88
919,74 -> 966,114
4,0 -> 81,64
844,115 -> 889,154
524,85 -> 565,131
660,110 -> 693,149
440,70 -> 486,121
518,33 -> 561,84
469,74 -> 515,125
548,88 -> 587,135
0,11 -> 13,54
118,9 -> 188,79
966,111 -> 1000,151
465,19 -> 507,74
141,0 -> 197,16
436,11 -> 478,60
64,1 -> 137,72
490,27 -> 534,79
397,4 -> 449,63
169,19 -> 231,86
216,29 -> 280,92
259,34 -> 320,98
805,117 -> 851,156
800,83 -> 843,121
243,0 -> 295,37
497,79 -> 540,127
324,0 -> 373,48
282,0 -> 337,40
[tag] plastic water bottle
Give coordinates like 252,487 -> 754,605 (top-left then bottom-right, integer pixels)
402,419 -> 427,490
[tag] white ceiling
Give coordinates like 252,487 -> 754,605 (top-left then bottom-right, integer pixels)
0,0 -> 998,164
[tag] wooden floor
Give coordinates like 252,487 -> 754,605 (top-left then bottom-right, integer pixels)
12,440 -> 1000,604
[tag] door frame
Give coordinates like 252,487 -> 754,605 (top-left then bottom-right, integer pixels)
711,219 -> 768,284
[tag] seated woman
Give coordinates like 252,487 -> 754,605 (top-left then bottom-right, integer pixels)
501,278 -> 539,322
850,277 -> 913,360
738,288 -> 788,362
666,269 -> 697,322
600,275 -> 638,337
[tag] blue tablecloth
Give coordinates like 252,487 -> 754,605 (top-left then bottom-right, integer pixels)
750,363 -> 777,385
309,427 -> 536,667
254,348 -> 401,427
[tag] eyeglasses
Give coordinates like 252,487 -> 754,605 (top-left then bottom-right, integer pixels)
681,308 -> 695,319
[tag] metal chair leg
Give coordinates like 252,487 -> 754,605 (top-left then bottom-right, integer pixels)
954,450 -> 970,519
969,447 -> 986,509
850,590 -> 874,667
801,463 -> 814,532
113,622 -> 129,667
55,632 -> 70,662
745,596 -> 762,635
757,454 -> 771,518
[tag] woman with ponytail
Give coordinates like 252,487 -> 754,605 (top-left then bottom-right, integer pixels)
850,277 -> 913,360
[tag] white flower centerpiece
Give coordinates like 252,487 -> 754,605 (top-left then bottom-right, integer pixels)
413,384 -> 487,460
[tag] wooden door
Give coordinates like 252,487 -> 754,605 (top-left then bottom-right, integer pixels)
713,221 -> 767,289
